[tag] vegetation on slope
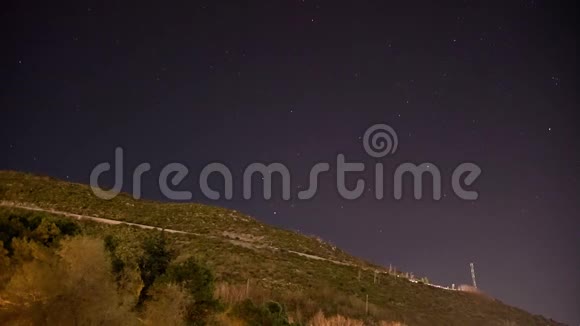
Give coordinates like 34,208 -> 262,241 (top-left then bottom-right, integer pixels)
0,171 -> 564,325
0,209 -> 403,325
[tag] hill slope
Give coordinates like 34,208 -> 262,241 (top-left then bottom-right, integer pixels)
0,171 -> 563,325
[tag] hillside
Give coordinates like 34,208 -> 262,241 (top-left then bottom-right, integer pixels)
0,171 -> 564,325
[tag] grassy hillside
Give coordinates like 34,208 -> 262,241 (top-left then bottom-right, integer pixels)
0,171 -> 563,325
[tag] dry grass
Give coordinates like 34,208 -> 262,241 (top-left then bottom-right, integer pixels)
308,311 -> 364,326
214,282 -> 248,305
308,310 -> 407,326
378,322 -> 407,326
211,311 -> 246,326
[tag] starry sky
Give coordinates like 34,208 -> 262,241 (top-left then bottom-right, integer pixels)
1,1 -> 579,324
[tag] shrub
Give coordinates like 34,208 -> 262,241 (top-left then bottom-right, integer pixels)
163,257 -> 219,325
230,299 -> 294,326
143,283 -> 189,326
0,212 -> 79,253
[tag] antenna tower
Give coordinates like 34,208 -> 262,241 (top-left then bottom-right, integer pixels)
469,262 -> 477,289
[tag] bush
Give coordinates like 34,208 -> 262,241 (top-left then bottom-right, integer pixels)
143,283 -> 189,326
0,212 -> 79,254
230,299 -> 295,326
163,257 -> 219,325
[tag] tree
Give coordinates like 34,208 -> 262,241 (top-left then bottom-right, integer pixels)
0,237 -> 136,325
137,231 -> 174,307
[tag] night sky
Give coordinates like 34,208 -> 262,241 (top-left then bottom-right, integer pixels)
1,1 -> 578,324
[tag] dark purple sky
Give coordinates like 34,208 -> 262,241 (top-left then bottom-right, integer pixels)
1,1 -> 578,324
